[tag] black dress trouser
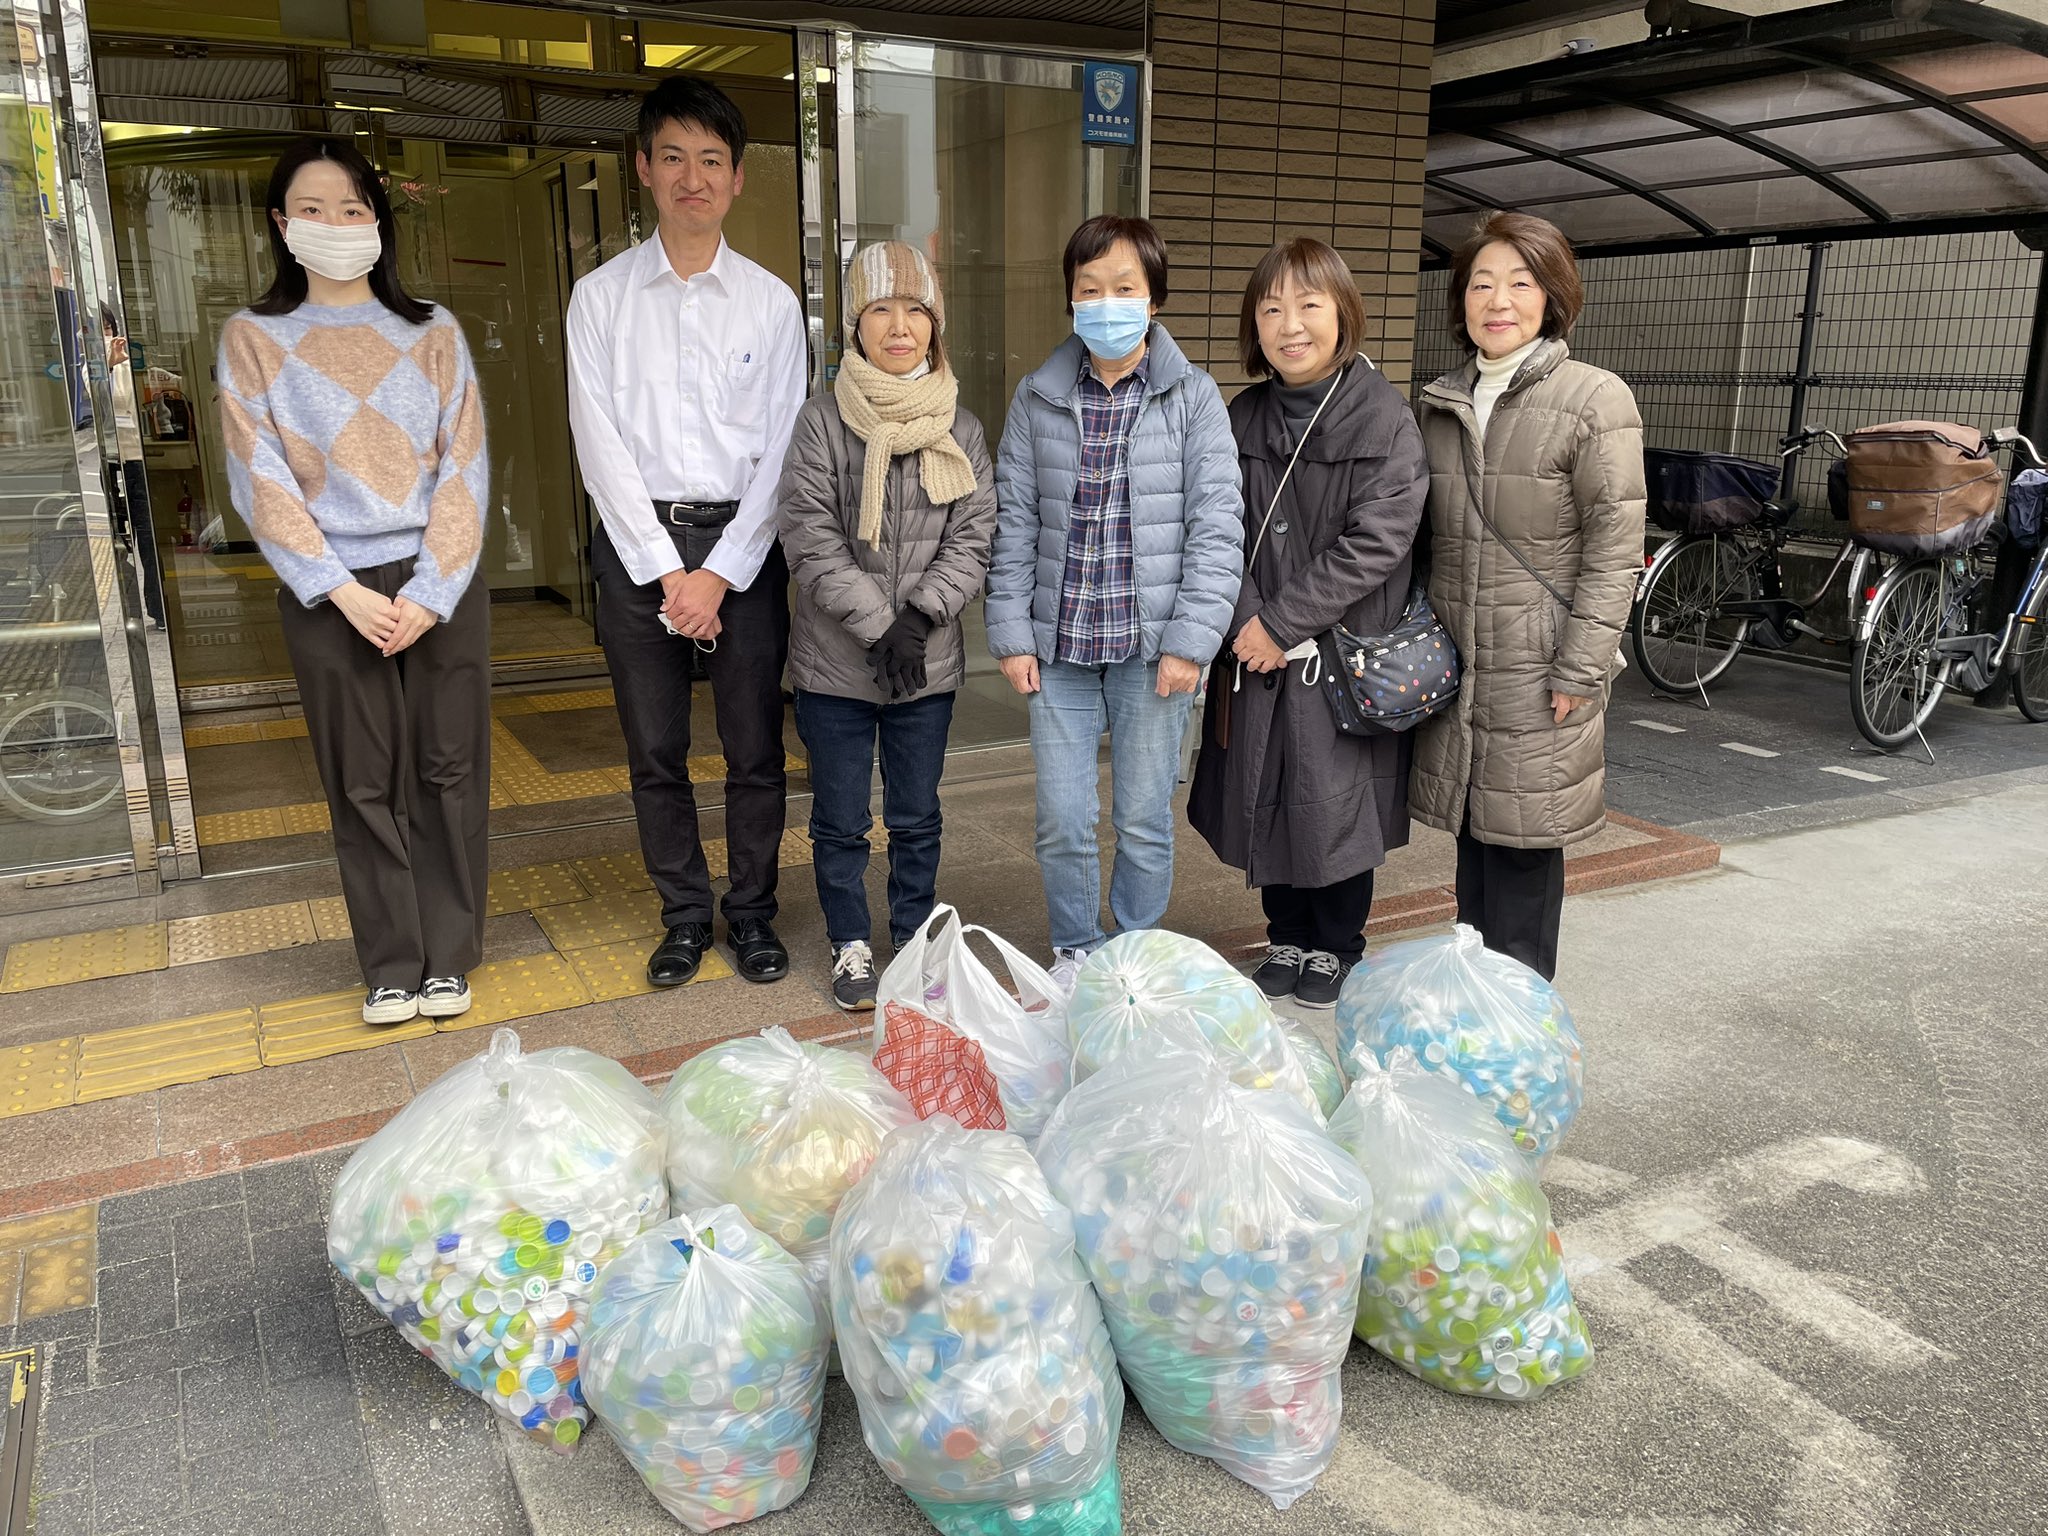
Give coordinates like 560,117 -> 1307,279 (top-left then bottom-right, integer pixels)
278,558 -> 491,991
593,522 -> 789,930
1262,870 -> 1376,965
1454,812 -> 1566,982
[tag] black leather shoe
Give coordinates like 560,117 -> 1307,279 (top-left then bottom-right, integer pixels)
647,922 -> 712,987
727,918 -> 790,983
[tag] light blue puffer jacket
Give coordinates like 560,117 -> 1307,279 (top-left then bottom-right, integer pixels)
986,325 -> 1245,666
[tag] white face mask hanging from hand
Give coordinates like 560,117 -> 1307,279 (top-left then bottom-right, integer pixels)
285,219 -> 383,283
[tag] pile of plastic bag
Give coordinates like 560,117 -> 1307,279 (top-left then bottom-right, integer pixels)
582,1206 -> 829,1531
1065,930 -> 1318,1118
875,905 -> 1072,1139
831,1117 -> 1125,1536
327,1028 -> 668,1450
1329,1047 -> 1593,1401
662,1027 -> 914,1307
1337,925 -> 1583,1166
1037,1019 -> 1370,1510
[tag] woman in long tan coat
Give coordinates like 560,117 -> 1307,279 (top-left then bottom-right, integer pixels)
1410,212 -> 1646,981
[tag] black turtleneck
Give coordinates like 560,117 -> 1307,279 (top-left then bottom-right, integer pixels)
1273,368 -> 1342,449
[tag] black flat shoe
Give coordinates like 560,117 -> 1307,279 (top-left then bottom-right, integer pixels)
728,918 -> 790,983
647,922 -> 712,987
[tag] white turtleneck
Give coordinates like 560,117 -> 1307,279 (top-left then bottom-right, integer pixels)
1473,337 -> 1541,441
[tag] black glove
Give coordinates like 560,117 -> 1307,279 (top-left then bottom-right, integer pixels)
867,606 -> 934,699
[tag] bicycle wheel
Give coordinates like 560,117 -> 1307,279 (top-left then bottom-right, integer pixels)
0,688 -> 123,824
1850,562 -> 1950,749
2011,575 -> 2048,722
1630,535 -> 1754,695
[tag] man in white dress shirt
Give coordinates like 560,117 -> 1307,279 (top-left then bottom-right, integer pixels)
566,75 -> 808,986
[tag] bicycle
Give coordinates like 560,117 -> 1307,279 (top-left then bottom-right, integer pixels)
1630,428 -> 1883,703
1849,429 -> 2048,752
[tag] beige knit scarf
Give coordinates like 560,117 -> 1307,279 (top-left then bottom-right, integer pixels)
834,351 -> 979,545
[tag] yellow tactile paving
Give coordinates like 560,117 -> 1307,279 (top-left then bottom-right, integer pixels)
258,990 -> 435,1066
194,805 -> 287,844
183,718 -> 309,748
167,901 -> 319,966
280,801 -> 333,835
444,952 -> 591,1031
20,1234 -> 94,1317
532,889 -> 666,952
567,853 -> 655,896
485,863 -> 591,919
517,687 -> 617,713
309,895 -> 353,941
1,923 -> 169,992
565,938 -> 734,1001
74,1009 -> 263,1102
0,1257 -> 20,1327
0,1039 -> 78,1118
0,1208 -> 94,1248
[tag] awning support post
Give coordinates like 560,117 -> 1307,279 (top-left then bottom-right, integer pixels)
1781,240 -> 1828,500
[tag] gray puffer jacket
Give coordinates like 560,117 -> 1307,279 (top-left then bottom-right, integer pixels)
778,392 -> 998,704
986,324 -> 1244,665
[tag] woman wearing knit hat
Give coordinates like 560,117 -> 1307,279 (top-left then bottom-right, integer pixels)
777,241 -> 998,1011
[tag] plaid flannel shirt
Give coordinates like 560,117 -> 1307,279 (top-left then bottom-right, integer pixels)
1053,355 -> 1150,665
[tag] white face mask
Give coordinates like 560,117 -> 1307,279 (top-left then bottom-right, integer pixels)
284,217 -> 382,282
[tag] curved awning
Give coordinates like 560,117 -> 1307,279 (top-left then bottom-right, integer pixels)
1425,0 -> 2048,263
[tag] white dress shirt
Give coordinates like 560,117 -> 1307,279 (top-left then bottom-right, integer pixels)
565,235 -> 808,590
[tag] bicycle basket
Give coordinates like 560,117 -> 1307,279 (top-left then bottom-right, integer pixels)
1644,449 -> 1780,535
1844,421 -> 2004,556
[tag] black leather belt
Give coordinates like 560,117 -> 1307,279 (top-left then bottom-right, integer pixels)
653,499 -> 739,528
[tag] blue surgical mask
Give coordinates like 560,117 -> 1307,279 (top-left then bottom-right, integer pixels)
1072,297 -> 1151,361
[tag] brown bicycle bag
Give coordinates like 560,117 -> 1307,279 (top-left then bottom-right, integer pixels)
1843,420 -> 2004,556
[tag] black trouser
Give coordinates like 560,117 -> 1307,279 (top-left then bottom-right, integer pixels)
593,523 -> 789,930
1454,813 -> 1566,982
278,558 -> 491,991
1262,869 -> 1376,965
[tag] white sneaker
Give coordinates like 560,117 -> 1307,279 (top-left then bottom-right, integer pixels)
363,986 -> 419,1025
1048,947 -> 1089,996
418,976 -> 472,1019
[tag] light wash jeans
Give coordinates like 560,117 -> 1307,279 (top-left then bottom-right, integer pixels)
1028,657 -> 1197,952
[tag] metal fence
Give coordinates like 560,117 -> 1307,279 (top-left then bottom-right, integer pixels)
1417,230 -> 2042,535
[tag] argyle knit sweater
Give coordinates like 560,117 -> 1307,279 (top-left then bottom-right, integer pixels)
217,299 -> 488,620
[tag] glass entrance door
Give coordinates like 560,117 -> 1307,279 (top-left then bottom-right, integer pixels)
846,38 -> 1145,748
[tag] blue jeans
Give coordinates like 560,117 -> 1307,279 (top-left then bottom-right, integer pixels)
793,688 -> 954,948
1029,657 -> 1195,952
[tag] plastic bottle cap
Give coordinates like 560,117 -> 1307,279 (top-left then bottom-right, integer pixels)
943,1428 -> 978,1460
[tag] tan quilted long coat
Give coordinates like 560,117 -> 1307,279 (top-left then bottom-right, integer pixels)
1410,339 -> 1646,849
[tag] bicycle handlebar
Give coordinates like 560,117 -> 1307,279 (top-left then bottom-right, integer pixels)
1778,426 -> 1846,458
1984,428 -> 2046,468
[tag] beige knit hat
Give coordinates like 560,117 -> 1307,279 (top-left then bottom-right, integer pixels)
844,240 -> 945,337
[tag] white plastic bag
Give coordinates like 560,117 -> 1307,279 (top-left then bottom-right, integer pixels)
875,904 -> 1072,1139
1328,1047 -> 1593,1401
1065,929 -> 1318,1117
582,1205 -> 829,1531
327,1028 -> 667,1451
1281,1022 -> 1345,1121
662,1027 -> 914,1307
1036,1019 -> 1370,1510
830,1118 -> 1124,1536
1337,924 -> 1584,1166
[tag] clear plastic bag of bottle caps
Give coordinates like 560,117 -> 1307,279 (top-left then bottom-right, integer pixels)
1280,1022 -> 1345,1121
1036,1018 -> 1370,1510
582,1205 -> 828,1531
662,1027 -> 914,1309
327,1028 -> 668,1452
831,1117 -> 1125,1536
1328,1047 -> 1593,1402
1337,924 -> 1583,1166
1065,930 -> 1318,1119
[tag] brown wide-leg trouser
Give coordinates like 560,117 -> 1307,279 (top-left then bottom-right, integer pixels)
278,557 -> 491,991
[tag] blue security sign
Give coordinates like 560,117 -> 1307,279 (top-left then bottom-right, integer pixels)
1082,61 -> 1139,146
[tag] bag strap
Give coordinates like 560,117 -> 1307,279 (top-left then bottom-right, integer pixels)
1464,461 -> 1569,613
1234,358 -> 1354,697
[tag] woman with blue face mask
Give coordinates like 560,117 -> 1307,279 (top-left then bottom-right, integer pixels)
986,215 -> 1245,989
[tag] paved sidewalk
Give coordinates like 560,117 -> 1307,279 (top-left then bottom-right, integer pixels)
12,777 -> 2047,1533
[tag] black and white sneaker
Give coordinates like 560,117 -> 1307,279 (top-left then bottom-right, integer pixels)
419,976 -> 472,1019
362,986 -> 418,1025
831,940 -> 878,1012
1292,951 -> 1353,1010
1250,943 -> 1306,1000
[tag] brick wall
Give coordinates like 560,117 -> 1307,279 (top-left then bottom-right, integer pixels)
1148,0 -> 1436,393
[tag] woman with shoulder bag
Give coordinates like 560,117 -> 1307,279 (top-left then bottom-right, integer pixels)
1410,211 -> 1647,982
1188,238 -> 1429,1009
778,242 -> 997,1012
216,137 -> 490,1026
